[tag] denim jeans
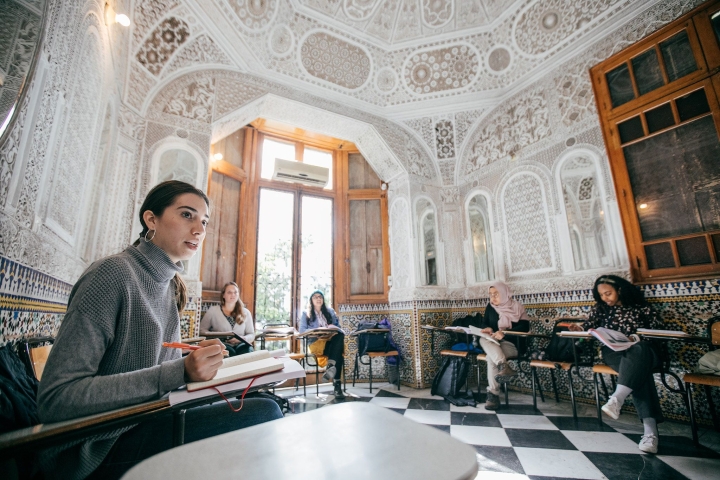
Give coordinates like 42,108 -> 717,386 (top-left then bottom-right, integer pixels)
86,398 -> 282,479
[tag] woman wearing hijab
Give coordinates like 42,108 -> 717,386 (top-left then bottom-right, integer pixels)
478,281 -> 530,410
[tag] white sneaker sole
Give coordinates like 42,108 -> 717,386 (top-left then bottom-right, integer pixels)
601,403 -> 620,420
639,444 -> 658,454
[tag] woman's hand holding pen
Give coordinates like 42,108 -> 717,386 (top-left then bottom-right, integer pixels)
184,339 -> 226,382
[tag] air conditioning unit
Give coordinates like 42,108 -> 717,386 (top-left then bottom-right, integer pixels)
272,158 -> 329,187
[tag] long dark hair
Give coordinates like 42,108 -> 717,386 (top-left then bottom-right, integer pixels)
220,281 -> 248,325
307,293 -> 332,325
592,275 -> 647,312
133,180 -> 210,312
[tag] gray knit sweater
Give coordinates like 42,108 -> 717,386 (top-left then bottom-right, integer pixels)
37,240 -> 187,479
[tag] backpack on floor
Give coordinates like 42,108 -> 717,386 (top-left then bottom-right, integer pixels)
545,323 -> 580,363
431,355 -> 469,398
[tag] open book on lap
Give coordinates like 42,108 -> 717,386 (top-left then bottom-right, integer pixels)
589,327 -> 640,352
468,325 -> 500,345
186,350 -> 284,392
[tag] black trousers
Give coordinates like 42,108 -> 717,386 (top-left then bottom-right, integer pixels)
322,332 -> 345,380
602,341 -> 664,422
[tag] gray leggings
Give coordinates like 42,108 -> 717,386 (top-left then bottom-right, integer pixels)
602,341 -> 664,422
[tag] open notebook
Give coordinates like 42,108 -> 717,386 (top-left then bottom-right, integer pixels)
186,350 -> 285,392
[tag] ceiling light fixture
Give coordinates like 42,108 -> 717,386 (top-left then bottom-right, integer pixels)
212,153 -> 223,161
639,203 -> 648,209
105,3 -> 131,27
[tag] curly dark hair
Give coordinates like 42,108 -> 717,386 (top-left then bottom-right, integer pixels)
592,275 -> 647,311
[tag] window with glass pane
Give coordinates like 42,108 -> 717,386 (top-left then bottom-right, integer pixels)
560,158 -> 613,271
660,30 -> 698,82
607,63 -> 635,108
423,213 -> 437,285
261,138 -> 295,180
299,195 -> 333,312
632,48 -> 665,96
467,195 -> 494,282
255,189 -> 294,327
303,147 -> 333,189
624,114 -> 720,241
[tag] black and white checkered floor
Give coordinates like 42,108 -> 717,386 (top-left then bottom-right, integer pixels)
276,383 -> 720,480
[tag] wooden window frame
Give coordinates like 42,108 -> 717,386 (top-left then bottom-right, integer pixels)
591,0 -> 720,282
204,121 -> 390,323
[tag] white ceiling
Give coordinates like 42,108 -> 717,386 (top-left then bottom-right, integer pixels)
128,0 -> 658,120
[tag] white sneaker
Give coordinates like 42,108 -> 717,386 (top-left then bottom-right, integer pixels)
601,396 -> 621,420
639,434 -> 658,454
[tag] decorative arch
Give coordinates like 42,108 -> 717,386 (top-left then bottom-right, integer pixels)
413,195 -> 442,286
149,138 -> 206,189
43,18 -> 106,246
142,69 -> 440,185
554,147 -> 619,272
463,188 -> 496,284
500,170 -> 556,276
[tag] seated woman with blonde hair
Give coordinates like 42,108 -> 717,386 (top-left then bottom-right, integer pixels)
200,282 -> 255,356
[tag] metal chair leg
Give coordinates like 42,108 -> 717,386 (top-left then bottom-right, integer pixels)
504,382 -> 509,406
369,355 -> 373,394
594,372 -> 603,427
535,369 -> 545,403
568,368 -> 577,421
687,382 -> 699,445
550,369 -> 559,403
705,385 -> 720,431
599,373 -> 609,400
353,354 -> 358,387
531,366 -> 537,410
173,409 -> 186,447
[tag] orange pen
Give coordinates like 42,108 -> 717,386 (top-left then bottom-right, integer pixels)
162,342 -> 229,355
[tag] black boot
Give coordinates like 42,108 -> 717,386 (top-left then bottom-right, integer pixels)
333,380 -> 345,400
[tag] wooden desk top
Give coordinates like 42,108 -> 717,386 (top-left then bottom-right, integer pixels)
122,403 -> 478,480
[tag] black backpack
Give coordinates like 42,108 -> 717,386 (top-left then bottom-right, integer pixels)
545,324 -> 578,362
431,356 -> 469,398
356,322 -> 390,355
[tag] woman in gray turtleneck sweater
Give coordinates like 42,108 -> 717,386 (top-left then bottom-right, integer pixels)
37,181 -> 282,480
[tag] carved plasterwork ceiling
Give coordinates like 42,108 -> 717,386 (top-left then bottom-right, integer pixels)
299,31 -> 371,89
170,0 -> 644,111
298,0 -> 510,44
462,87 -> 550,176
136,17 -> 191,75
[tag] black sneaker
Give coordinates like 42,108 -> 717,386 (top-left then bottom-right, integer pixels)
333,381 -> 346,400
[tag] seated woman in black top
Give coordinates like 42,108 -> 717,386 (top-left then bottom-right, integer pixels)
568,275 -> 663,454
478,281 -> 529,410
298,290 -> 345,399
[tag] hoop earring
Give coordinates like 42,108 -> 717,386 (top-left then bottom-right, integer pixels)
144,229 -> 156,242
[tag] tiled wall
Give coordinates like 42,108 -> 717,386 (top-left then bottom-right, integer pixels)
0,256 -> 71,346
340,278 -> 720,427
0,254 -> 203,346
